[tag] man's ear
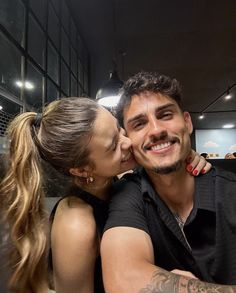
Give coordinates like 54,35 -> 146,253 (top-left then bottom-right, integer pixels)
69,165 -> 91,178
183,111 -> 193,135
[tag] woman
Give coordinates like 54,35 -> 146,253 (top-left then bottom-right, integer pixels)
0,97 -> 210,293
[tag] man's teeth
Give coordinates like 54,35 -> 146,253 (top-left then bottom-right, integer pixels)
151,142 -> 171,151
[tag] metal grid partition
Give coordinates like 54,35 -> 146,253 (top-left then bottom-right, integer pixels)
0,0 -> 90,123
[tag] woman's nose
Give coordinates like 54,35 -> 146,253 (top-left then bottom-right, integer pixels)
121,134 -> 132,149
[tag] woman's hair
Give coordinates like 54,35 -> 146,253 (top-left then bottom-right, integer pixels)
0,97 -> 100,292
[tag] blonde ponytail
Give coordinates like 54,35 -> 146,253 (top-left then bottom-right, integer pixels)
0,112 -> 48,292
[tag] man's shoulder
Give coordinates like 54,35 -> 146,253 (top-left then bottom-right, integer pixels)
112,170 -> 143,194
213,165 -> 236,182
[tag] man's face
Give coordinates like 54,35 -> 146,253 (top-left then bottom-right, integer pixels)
123,91 -> 193,174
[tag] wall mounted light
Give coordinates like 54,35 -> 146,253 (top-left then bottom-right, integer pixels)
223,124 -> 234,129
15,80 -> 34,90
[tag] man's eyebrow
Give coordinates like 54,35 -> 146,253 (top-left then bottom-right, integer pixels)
126,102 -> 175,125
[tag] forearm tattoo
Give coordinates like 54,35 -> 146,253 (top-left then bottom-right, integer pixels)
139,270 -> 236,293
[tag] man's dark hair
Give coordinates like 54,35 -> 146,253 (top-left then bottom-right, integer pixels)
116,71 -> 183,126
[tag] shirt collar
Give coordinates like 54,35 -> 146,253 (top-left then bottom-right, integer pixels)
139,167 -> 216,213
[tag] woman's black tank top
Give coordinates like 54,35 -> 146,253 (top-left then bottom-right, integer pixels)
49,186 -> 108,292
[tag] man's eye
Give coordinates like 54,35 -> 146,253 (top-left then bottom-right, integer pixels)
133,121 -> 146,129
160,112 -> 173,119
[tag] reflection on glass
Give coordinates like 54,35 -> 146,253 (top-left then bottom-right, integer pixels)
48,3 -> 59,48
61,0 -> 69,34
61,29 -> 70,65
0,0 -> 25,45
78,59 -> 83,85
29,0 -> 47,28
78,84 -> 83,96
61,61 -> 69,96
84,72 -> 88,93
25,62 -> 43,111
47,41 -> 59,84
47,79 -> 59,103
71,47 -> 77,77
50,0 -> 60,15
0,32 -> 21,97
28,14 -> 45,69
71,19 -> 77,49
77,34 -> 83,60
0,95 -> 22,137
71,75 -> 77,97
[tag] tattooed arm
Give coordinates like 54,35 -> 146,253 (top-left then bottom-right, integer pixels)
101,227 -> 236,293
140,270 -> 236,293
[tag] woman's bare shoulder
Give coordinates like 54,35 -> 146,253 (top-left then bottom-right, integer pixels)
51,196 -> 97,245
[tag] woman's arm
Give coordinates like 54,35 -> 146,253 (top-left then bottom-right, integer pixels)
51,197 -> 98,293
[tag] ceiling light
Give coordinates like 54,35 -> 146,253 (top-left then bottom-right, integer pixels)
16,81 -> 23,88
223,124 -> 234,129
25,81 -> 34,90
97,95 -> 121,108
225,93 -> 232,100
15,80 -> 34,90
199,114 -> 204,119
0,105 -> 3,110
96,70 -> 123,108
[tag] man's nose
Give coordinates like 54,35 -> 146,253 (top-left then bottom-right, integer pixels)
147,116 -> 166,137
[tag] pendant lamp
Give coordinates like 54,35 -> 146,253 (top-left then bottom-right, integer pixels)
96,68 -> 123,108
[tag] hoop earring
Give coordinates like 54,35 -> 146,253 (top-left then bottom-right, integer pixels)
86,176 -> 94,184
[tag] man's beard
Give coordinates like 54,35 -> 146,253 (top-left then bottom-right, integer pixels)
153,159 -> 183,174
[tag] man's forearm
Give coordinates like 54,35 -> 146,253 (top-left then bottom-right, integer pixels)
139,270 -> 236,293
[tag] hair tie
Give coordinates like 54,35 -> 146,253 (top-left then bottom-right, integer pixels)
34,113 -> 42,128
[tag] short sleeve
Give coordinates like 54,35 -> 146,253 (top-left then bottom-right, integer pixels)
104,175 -> 150,235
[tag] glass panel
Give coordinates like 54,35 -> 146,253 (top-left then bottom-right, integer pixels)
71,19 -> 77,49
28,14 -> 45,69
71,46 -> 77,77
70,74 -> 77,96
0,95 -> 22,137
61,0 -> 69,34
0,0 -> 25,45
61,61 -> 69,96
78,58 -> 83,84
78,84 -> 83,96
47,79 -> 59,103
61,28 -> 69,65
29,0 -> 47,28
0,32 -> 21,97
50,0 -> 60,16
48,3 -> 60,48
84,72 -> 88,94
25,62 -> 43,111
47,41 -> 59,84
77,34 -> 83,60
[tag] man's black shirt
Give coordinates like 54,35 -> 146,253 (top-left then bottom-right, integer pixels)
105,167 -> 236,284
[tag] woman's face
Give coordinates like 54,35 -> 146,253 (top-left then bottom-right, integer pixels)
87,107 -> 137,179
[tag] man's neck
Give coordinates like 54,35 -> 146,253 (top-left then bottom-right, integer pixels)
146,166 -> 195,222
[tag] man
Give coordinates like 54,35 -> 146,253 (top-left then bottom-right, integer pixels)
101,72 -> 236,292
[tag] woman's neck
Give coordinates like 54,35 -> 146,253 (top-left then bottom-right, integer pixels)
76,177 -> 113,201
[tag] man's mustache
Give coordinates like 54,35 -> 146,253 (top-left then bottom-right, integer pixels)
144,131 -> 180,150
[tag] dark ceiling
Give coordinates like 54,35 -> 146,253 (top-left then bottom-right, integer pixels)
68,0 -> 236,129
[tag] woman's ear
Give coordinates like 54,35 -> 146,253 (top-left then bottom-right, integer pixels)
69,165 -> 91,178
